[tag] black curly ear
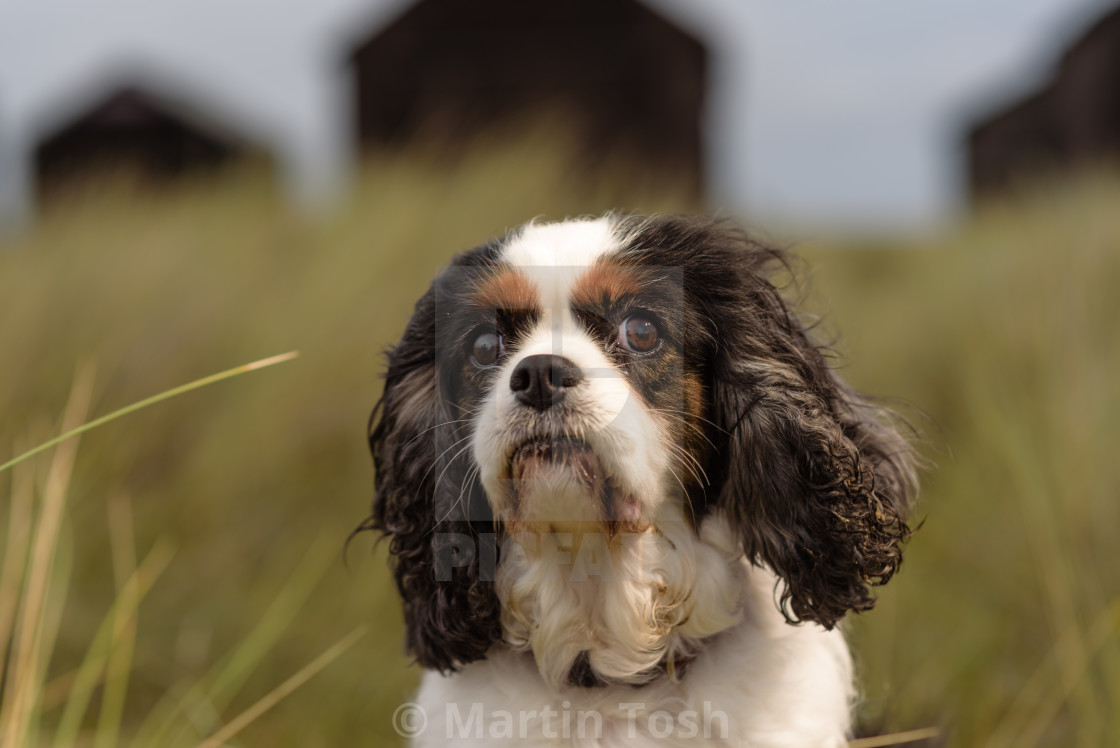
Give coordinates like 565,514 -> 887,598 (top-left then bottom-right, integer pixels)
362,281 -> 501,672
706,246 -> 917,629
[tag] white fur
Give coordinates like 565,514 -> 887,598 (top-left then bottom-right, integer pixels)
413,553 -> 853,747
498,507 -> 744,689
503,217 -> 617,269
432,219 -> 856,746
472,306 -> 670,533
473,218 -> 670,532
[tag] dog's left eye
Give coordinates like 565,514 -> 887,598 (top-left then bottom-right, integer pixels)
471,330 -> 503,366
619,315 -> 660,353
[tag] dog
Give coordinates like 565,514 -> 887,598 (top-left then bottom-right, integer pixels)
362,214 -> 917,746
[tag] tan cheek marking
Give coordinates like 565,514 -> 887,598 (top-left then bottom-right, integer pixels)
685,372 -> 707,445
570,263 -> 646,309
683,372 -> 705,426
471,268 -> 539,311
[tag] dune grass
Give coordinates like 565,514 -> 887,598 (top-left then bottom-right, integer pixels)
1,140 -> 1117,746
804,175 -> 1120,747
0,355 -> 367,748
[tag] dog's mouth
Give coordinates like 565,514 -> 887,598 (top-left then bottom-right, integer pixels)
503,436 -> 642,530
509,436 -> 598,484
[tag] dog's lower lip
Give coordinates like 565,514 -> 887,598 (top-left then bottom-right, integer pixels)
508,435 -> 599,484
510,436 -> 588,468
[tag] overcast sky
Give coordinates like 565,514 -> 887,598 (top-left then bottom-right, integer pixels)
0,0 -> 1113,233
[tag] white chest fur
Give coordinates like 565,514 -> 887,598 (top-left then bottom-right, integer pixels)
409,564 -> 854,747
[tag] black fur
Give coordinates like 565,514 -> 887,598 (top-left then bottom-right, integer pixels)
361,240 -> 506,672
615,214 -> 916,629
567,650 -> 607,688
362,214 -> 917,674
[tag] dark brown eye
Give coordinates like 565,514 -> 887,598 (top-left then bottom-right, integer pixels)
620,315 -> 659,353
471,330 -> 502,366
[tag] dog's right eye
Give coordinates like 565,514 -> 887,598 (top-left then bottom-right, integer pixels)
471,330 -> 503,366
619,314 -> 660,354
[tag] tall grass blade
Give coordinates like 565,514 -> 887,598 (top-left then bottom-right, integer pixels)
999,597 -> 1120,748
848,727 -> 940,747
0,351 -> 300,476
28,511 -> 75,748
131,536 -> 334,747
0,363 -> 94,746
95,493 -> 140,748
194,627 -> 366,748
0,456 -> 35,682
51,539 -> 175,748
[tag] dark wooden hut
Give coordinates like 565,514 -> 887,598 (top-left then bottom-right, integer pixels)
34,84 -> 265,200
967,5 -> 1120,198
347,0 -> 708,194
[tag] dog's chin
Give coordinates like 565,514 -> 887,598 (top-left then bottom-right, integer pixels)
500,436 -> 645,536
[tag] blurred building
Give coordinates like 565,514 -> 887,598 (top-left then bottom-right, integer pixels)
1,0 -> 721,232
967,4 -> 1120,198
347,0 -> 708,195
34,82 -> 270,203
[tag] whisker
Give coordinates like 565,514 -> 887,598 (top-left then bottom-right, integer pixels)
648,408 -> 728,441
415,433 -> 475,494
664,463 -> 690,504
668,443 -> 708,489
402,418 -> 475,448
432,440 -> 477,499
435,462 -> 483,529
672,443 -> 710,485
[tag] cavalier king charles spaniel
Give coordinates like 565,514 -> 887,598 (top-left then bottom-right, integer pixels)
362,214 -> 917,746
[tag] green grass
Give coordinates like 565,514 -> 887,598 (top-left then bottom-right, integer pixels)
1,140 -> 1117,746
804,176 -> 1120,747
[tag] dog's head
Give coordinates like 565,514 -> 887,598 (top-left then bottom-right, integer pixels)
365,214 -> 916,678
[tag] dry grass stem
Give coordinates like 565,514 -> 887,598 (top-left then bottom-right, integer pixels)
194,627 -> 367,748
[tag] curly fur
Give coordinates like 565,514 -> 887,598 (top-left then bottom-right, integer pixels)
358,213 -> 919,746
611,215 -> 916,628
361,245 -> 506,672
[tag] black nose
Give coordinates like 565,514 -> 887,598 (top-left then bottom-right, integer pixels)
509,355 -> 584,411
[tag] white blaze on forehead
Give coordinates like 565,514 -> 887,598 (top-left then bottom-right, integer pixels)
501,217 -> 618,269
500,217 -> 618,317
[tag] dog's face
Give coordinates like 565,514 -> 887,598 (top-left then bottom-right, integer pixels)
366,214 -> 916,680
464,220 -> 693,540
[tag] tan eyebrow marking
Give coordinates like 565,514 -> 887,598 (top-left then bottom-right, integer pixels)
470,267 -> 540,310
569,262 -> 646,309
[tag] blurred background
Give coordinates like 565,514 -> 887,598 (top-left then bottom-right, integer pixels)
1,0 -> 1118,746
